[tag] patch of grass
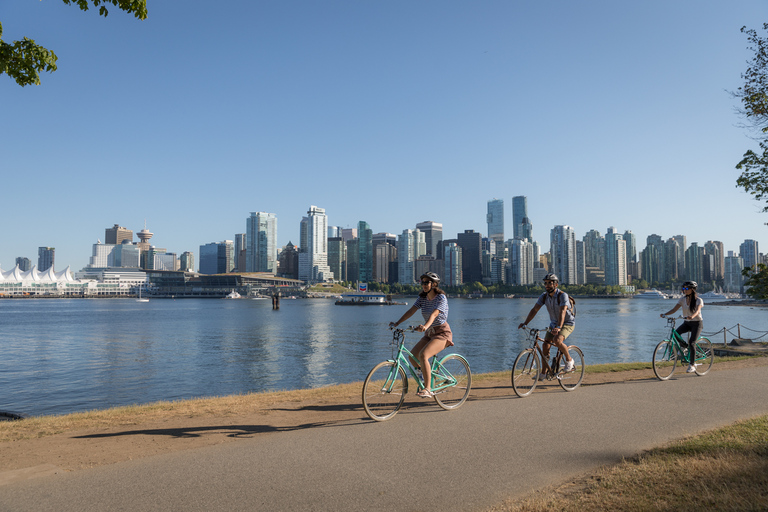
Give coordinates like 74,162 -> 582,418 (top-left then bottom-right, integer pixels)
491,415 -> 768,511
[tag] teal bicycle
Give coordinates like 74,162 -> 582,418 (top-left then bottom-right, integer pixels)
652,316 -> 714,380
362,326 -> 472,421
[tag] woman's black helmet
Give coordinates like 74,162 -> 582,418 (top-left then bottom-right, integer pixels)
682,280 -> 697,289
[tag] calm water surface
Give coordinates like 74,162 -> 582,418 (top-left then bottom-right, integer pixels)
1,297 -> 766,417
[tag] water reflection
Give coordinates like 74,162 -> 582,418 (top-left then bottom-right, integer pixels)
0,297 -> 766,417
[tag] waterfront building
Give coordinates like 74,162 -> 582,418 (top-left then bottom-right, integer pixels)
327,237 -> 346,282
136,224 -> 154,269
246,212 -> 278,274
15,257 -> 31,271
38,247 -> 55,272
397,229 -> 424,285
487,199 -> 504,251
512,196 -> 528,240
358,221 -> 373,283
234,233 -> 246,272
415,221 -> 442,258
604,227 -> 627,286
105,224 -> 133,245
88,242 -> 117,268
704,241 -> 725,281
508,238 -> 534,285
298,205 -> 333,283
199,241 -> 234,274
180,251 -> 195,272
740,239 -> 759,270
372,232 -> 397,283
672,235 -> 687,280
685,242 -> 703,284
277,242 -> 299,279
457,230 -> 483,284
1,264 -> 140,297
117,242 -> 141,267
346,238 -> 359,283
443,242 -> 463,286
583,230 -> 605,272
550,225 -> 576,285
724,251 -> 744,293
153,252 -> 178,271
575,240 -> 586,285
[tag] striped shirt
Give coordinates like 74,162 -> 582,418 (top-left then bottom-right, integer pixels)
413,293 -> 449,327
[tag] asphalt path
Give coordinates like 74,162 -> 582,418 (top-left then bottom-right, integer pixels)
1,366 -> 767,511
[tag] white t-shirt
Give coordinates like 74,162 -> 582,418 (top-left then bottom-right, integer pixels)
678,295 -> 703,321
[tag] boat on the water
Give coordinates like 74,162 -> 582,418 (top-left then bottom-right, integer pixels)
225,290 -> 241,299
634,289 -> 669,299
335,293 -> 406,306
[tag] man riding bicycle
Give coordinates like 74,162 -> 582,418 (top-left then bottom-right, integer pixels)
518,273 -> 575,378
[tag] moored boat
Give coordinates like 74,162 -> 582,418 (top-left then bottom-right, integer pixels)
634,289 -> 669,299
335,293 -> 406,305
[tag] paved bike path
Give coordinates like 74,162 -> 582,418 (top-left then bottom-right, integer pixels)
1,366 -> 766,511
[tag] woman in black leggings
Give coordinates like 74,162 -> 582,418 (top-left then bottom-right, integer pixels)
661,281 -> 703,373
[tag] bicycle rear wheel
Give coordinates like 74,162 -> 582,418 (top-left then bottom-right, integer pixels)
694,337 -> 714,376
652,341 -> 678,380
433,354 -> 471,410
558,346 -> 585,391
362,361 -> 408,421
511,349 -> 540,397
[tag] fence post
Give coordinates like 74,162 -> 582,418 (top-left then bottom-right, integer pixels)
723,327 -> 727,345
738,323 -> 741,339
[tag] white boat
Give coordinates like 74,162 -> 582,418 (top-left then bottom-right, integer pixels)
136,287 -> 149,303
225,290 -> 241,299
700,291 -> 727,299
634,289 -> 669,299
334,293 -> 405,306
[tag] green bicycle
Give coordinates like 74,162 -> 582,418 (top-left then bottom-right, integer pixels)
362,326 -> 472,421
652,316 -> 714,380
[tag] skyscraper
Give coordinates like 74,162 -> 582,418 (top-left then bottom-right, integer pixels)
740,239 -> 759,270
724,251 -> 744,293
358,221 -> 373,283
105,224 -> 133,245
512,196 -> 532,241
15,257 -> 31,271
443,242 -> 463,287
37,247 -> 55,272
550,226 -> 576,284
397,229 -> 418,285
604,227 -> 627,286
199,241 -> 233,274
415,221 -> 443,258
298,205 -> 332,283
246,212 -> 278,273
457,230 -> 483,284
508,238 -> 534,285
486,199 -> 504,246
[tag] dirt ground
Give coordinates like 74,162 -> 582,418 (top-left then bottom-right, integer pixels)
1,358 -> 767,484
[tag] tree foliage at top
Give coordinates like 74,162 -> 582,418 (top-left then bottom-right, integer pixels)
742,263 -> 768,299
0,0 -> 147,87
735,23 -> 768,211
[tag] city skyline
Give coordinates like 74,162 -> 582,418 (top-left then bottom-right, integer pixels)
2,2 -> 768,270
1,202 -> 763,276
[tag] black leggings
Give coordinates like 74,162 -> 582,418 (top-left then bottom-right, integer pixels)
676,321 -> 702,364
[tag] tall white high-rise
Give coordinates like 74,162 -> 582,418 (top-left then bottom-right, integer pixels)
246,212 -> 278,273
550,225 -> 576,284
508,238 -> 534,285
299,205 -> 333,283
397,229 -> 425,284
605,227 -> 627,286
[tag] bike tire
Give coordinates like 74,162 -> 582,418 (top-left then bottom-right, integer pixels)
511,349 -> 540,397
652,340 -> 678,380
694,337 -> 714,376
433,354 -> 471,410
362,361 -> 408,421
558,345 -> 585,391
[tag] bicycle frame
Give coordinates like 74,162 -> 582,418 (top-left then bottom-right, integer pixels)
381,328 -> 460,394
522,327 -> 566,378
660,317 -> 707,362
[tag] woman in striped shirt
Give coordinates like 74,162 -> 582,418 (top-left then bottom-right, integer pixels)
390,272 -> 453,398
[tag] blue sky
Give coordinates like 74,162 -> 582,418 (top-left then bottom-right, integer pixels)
2,1 -> 767,271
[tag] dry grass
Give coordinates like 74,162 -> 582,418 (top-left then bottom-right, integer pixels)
0,381 -> 362,443
491,415 -> 768,511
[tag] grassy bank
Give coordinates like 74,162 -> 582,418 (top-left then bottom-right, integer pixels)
493,414 -> 768,511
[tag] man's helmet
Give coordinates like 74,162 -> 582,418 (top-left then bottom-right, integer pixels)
682,280 -> 697,289
420,272 -> 440,283
543,273 -> 559,283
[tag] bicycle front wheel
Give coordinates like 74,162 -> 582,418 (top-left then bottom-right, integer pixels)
558,346 -> 585,391
511,349 -> 540,397
362,361 -> 408,421
694,337 -> 714,376
433,354 -> 471,410
652,341 -> 678,380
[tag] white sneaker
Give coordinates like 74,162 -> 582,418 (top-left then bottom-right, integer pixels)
564,359 -> 575,372
686,364 -> 697,373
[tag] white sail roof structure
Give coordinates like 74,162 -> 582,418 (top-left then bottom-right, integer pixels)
0,265 -> 77,284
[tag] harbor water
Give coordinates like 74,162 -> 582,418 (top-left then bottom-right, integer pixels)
1,297 -> 766,417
